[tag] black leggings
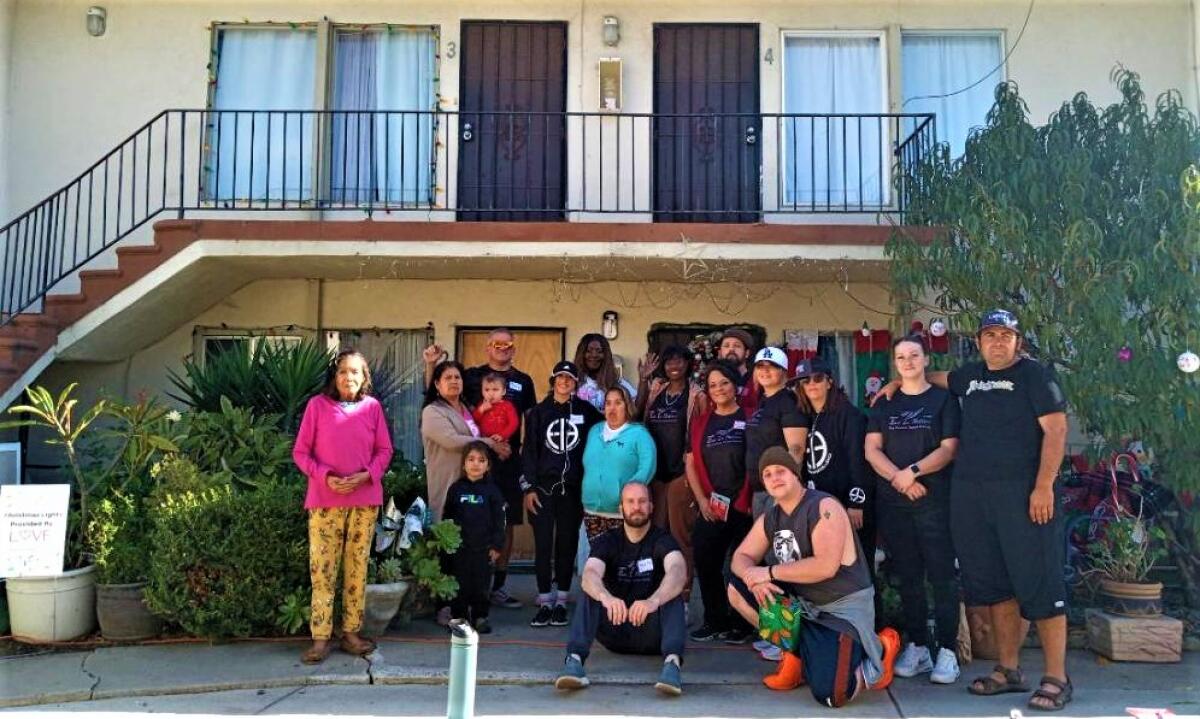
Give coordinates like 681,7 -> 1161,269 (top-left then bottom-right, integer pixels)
878,499 -> 959,650
691,510 -> 753,631
530,487 -> 584,595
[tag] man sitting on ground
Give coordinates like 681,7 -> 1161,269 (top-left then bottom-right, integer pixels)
554,481 -> 688,696
728,447 -> 899,708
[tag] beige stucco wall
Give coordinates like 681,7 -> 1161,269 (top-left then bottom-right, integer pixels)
2,0 -> 1195,218
0,0 -> 12,221
35,275 -> 891,405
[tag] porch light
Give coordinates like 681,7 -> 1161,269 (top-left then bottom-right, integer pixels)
602,310 -> 619,340
86,6 -> 106,37
602,16 -> 620,47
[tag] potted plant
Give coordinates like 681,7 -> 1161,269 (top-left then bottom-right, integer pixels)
89,492 -> 162,640
363,557 -> 410,636
367,518 -> 462,633
1,385 -> 107,642
1087,511 -> 1168,617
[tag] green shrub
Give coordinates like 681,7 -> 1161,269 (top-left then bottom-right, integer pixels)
382,459 -> 427,511
178,398 -> 295,490
145,482 -> 308,638
89,492 -> 152,584
147,455 -> 229,508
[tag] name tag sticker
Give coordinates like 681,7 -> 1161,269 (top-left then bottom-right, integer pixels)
636,558 -> 654,573
569,414 -> 584,424
508,380 -> 523,392
733,421 -> 746,430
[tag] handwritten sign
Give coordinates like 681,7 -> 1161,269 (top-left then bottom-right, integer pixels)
0,484 -> 70,577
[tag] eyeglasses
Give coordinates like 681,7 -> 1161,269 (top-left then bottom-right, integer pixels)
796,373 -> 827,385
488,341 -> 515,350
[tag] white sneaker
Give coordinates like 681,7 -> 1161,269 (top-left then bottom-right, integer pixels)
758,644 -> 783,662
893,643 -> 933,677
929,647 -> 960,684
752,639 -> 774,652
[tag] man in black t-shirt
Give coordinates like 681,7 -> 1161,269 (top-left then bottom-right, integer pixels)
875,309 -> 1072,711
423,328 -> 536,610
744,347 -> 810,516
555,482 -> 688,696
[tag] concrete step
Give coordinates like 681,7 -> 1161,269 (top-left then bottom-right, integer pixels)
78,268 -> 129,299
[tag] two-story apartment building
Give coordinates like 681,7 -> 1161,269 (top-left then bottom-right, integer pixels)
0,0 -> 1197,467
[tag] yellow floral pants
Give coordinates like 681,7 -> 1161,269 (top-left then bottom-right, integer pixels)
308,505 -> 376,640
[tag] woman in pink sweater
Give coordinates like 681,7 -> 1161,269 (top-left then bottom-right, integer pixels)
293,349 -> 393,664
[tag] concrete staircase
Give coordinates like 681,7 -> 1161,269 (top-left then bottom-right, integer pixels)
0,225 -> 194,402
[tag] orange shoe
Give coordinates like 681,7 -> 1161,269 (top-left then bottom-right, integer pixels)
763,651 -> 805,691
870,627 -> 901,690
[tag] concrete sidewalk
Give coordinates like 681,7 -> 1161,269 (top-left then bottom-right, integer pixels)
2,575 -> 1198,717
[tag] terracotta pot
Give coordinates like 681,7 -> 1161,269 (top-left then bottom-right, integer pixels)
96,582 -> 162,641
1099,579 -> 1163,617
362,580 -> 410,636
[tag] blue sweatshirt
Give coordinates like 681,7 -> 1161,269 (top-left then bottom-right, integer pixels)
581,422 -> 657,514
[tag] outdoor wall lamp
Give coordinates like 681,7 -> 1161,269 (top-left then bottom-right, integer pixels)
602,310 -> 619,340
602,16 -> 620,47
86,6 -> 107,37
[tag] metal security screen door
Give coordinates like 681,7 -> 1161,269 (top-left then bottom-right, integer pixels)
653,24 -> 761,222
457,21 -> 568,221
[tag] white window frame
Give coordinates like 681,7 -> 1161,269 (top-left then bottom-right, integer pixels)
898,29 -> 1008,105
193,328 -> 306,366
778,29 -> 893,207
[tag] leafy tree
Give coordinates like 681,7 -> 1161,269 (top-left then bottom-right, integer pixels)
888,70 -> 1200,602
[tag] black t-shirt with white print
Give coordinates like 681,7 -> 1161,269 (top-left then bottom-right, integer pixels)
948,358 -> 1066,484
868,386 -> 961,507
696,410 -> 748,497
589,525 -> 680,603
645,388 -> 688,482
745,389 -> 810,491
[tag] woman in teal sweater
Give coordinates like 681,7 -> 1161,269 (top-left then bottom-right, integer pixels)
581,386 -> 657,539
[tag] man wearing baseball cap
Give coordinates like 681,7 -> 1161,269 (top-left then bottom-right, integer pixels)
522,360 -> 604,627
744,347 -> 810,518
726,447 -> 899,707
874,309 -> 1071,710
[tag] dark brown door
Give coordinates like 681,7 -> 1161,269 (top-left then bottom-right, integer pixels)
653,24 -> 761,222
457,21 -> 567,221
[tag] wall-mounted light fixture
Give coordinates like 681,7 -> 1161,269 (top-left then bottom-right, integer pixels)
602,310 -> 619,340
602,16 -> 620,47
86,6 -> 107,37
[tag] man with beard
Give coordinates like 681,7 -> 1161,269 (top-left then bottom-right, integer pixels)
555,481 -> 689,696
423,328 -> 535,609
718,328 -> 758,413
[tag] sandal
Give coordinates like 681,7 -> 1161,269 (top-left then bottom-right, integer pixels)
968,664 -> 1029,696
1028,676 -> 1073,712
300,641 -> 334,665
339,635 -> 377,656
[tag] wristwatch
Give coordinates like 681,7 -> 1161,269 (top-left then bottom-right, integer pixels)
767,565 -> 776,581
909,463 -> 921,477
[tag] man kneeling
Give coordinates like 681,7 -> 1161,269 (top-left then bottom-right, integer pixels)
555,481 -> 688,696
728,447 -> 900,707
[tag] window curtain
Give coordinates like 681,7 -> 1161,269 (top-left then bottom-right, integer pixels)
783,36 -> 885,208
902,34 -> 1003,157
331,28 -> 437,205
208,29 -> 316,202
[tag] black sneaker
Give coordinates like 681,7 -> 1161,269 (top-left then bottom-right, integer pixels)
550,604 -> 570,626
530,604 -> 554,627
689,623 -> 726,642
722,625 -> 754,644
473,617 -> 492,634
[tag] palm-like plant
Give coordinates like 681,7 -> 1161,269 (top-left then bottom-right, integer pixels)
0,384 -> 106,568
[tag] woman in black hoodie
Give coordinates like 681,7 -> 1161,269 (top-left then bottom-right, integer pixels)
791,357 -> 875,588
521,360 -> 603,628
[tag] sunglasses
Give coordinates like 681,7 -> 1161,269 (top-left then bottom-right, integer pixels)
488,341 -> 515,350
796,373 -> 828,385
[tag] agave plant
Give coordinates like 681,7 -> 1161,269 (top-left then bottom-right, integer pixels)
168,337 -> 331,433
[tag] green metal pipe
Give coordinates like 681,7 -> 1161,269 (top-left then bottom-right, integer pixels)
447,618 -> 478,719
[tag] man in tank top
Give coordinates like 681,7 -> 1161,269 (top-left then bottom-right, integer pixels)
728,447 -> 900,707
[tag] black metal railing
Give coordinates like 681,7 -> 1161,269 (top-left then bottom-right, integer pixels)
0,109 -> 935,325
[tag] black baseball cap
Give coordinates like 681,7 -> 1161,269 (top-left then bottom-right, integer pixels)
791,356 -> 832,381
978,309 -> 1019,334
551,361 -> 579,380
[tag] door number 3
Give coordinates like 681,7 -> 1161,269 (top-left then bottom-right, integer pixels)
446,41 -> 457,59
